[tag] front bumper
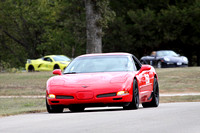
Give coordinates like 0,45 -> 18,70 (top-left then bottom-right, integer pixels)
46,92 -> 132,107
162,61 -> 188,68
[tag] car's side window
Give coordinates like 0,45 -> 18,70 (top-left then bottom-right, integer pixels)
44,57 -> 52,62
132,56 -> 141,71
128,57 -> 137,71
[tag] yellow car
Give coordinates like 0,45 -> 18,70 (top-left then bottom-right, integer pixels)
25,55 -> 71,72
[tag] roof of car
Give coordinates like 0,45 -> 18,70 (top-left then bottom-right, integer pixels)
78,52 -> 132,57
45,55 -> 65,57
156,50 -> 173,52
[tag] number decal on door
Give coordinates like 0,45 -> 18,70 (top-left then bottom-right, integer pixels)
144,74 -> 150,84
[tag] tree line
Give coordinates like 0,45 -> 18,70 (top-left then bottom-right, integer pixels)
0,0 -> 200,69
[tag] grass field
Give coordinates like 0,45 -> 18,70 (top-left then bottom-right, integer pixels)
0,98 -> 45,117
0,67 -> 200,116
0,72 -> 52,96
156,67 -> 200,93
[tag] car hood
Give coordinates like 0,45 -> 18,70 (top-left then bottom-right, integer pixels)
57,61 -> 70,64
49,72 -> 133,86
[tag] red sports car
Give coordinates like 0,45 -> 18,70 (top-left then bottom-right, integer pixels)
46,53 -> 159,113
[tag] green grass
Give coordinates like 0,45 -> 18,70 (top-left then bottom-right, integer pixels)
0,67 -> 200,116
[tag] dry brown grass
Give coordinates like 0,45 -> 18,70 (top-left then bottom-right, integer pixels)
156,67 -> 200,93
160,95 -> 200,103
0,72 -> 52,96
0,98 -> 45,116
1,67 -> 200,96
0,67 -> 200,116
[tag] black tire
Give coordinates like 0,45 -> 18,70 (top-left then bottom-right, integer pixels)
68,105 -> 85,112
142,78 -> 159,108
123,79 -> 139,110
157,61 -> 162,68
54,64 -> 60,70
46,99 -> 63,113
28,65 -> 35,72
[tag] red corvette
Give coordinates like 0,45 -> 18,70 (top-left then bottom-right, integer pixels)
46,53 -> 159,113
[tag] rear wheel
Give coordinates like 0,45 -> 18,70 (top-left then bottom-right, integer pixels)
123,79 -> 139,110
68,105 -> 85,112
54,64 -> 60,70
142,78 -> 159,108
46,99 -> 63,113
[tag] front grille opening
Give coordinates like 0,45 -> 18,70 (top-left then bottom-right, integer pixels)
113,98 -> 122,100
97,93 -> 116,98
51,101 -> 59,103
56,95 -> 74,99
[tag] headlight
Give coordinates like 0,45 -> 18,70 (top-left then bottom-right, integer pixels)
48,94 -> 55,99
182,57 -> 188,63
164,57 -> 170,61
27,59 -> 31,64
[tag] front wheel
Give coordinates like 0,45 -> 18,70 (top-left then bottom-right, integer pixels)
142,77 -> 159,108
28,65 -> 35,72
123,79 -> 139,110
46,99 -> 63,113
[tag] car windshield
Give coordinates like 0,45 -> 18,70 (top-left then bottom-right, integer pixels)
53,56 -> 71,61
157,51 -> 178,57
64,55 -> 134,74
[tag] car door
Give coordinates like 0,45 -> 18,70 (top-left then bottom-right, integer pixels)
132,56 -> 153,100
40,57 -> 53,71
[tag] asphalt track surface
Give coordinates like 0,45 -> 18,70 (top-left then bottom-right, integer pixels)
0,102 -> 200,133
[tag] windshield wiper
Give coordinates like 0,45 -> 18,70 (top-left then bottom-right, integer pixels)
64,72 -> 77,74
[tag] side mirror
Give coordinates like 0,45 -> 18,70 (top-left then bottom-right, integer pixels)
53,69 -> 62,75
138,65 -> 151,74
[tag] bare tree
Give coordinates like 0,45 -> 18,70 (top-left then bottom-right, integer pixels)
85,0 -> 102,53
